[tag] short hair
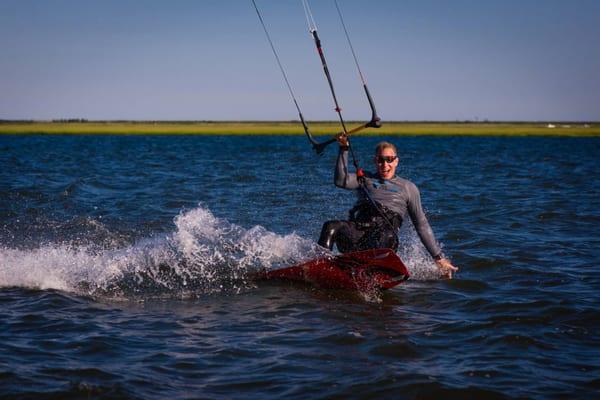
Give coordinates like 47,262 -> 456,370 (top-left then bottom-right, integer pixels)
375,141 -> 397,155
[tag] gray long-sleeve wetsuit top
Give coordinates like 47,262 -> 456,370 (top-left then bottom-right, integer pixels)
335,148 -> 442,258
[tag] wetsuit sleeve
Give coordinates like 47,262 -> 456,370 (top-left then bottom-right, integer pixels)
407,182 -> 442,258
334,148 -> 360,189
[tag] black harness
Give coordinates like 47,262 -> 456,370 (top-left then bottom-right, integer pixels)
349,202 -> 402,231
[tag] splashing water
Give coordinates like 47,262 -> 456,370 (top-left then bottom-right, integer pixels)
0,205 -> 321,299
397,222 -> 446,280
0,203 -> 444,301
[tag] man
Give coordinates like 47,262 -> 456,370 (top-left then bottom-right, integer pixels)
318,135 -> 458,279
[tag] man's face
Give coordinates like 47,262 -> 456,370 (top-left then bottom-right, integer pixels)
375,147 -> 398,180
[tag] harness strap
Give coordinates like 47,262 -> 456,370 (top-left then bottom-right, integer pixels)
349,202 -> 402,231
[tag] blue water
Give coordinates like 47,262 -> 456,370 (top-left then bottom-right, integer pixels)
1,134 -> 599,399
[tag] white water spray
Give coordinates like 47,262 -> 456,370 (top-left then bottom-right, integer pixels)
0,205 -> 320,298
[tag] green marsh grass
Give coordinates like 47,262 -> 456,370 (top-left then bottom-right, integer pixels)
1,121 -> 598,136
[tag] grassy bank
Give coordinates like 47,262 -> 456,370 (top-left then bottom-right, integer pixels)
1,121 -> 598,136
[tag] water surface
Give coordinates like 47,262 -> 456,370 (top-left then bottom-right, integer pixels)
1,135 -> 598,398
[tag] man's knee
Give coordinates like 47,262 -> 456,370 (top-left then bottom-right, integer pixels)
318,220 -> 342,249
322,220 -> 345,231
318,220 -> 354,251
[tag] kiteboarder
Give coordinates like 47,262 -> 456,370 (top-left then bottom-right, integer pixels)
318,136 -> 458,278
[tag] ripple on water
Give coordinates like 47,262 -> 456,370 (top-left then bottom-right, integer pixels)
1,136 -> 599,398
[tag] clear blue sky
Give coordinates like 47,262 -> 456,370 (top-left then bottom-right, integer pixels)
1,0 -> 599,121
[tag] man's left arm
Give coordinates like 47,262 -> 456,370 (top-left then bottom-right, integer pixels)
406,182 -> 458,279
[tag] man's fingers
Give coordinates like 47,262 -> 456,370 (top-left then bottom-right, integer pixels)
442,260 -> 458,271
437,259 -> 458,279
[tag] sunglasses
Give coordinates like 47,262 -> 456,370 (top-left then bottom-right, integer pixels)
376,155 -> 397,164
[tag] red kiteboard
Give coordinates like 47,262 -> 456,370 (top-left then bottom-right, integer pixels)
258,248 -> 409,291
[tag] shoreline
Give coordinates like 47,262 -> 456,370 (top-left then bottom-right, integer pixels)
1,121 -> 598,136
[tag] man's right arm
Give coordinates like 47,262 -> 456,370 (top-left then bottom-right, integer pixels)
334,148 -> 360,189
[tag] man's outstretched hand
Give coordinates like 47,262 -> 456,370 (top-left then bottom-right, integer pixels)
436,258 -> 458,279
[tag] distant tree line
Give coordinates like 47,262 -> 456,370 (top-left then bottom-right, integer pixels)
52,119 -> 89,123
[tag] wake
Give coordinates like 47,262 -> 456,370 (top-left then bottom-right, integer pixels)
0,205 -> 443,299
0,206 -> 322,299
